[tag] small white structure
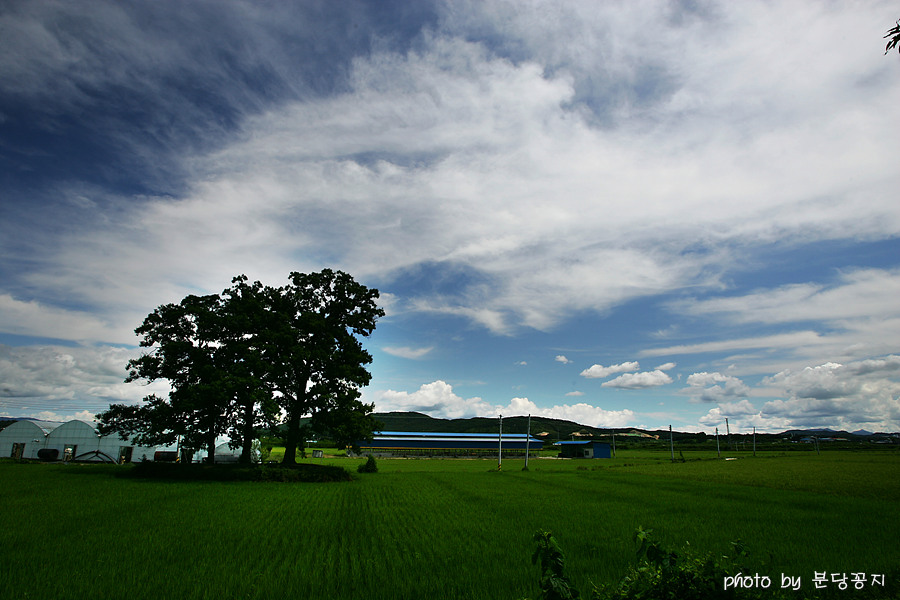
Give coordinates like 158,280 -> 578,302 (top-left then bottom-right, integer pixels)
213,442 -> 259,464
1,418 -> 174,463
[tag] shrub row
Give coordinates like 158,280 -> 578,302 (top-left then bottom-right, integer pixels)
121,461 -> 352,483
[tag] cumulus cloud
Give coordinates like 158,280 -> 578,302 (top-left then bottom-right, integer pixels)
375,381 -> 495,419
555,355 -> 572,364
685,372 -> 751,403
602,370 -> 673,389
764,357 -> 900,404
697,356 -> 900,432
374,380 -> 633,427
581,361 -> 639,378
655,362 -> 676,371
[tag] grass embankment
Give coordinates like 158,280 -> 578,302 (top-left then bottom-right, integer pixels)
0,450 -> 897,599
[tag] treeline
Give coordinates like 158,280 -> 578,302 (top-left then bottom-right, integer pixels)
98,269 -> 384,465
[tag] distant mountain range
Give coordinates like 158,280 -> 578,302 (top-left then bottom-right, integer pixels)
2,413 -> 895,439
371,412 -> 897,439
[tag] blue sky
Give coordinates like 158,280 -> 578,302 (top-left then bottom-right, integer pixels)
2,1 -> 900,434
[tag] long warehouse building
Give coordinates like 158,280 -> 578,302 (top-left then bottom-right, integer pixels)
354,431 -> 544,457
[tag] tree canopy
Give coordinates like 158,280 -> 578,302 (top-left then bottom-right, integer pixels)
97,269 -> 384,464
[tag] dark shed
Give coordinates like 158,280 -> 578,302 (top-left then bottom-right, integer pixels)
553,440 -> 612,459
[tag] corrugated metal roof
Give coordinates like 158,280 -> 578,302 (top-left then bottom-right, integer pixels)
553,440 -> 607,445
373,431 -> 543,442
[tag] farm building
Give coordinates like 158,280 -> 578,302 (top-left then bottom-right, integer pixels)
0,418 -> 175,463
354,431 -> 544,457
0,419 -> 58,460
554,440 -> 612,459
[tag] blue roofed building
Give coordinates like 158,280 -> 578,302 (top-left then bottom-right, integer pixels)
553,440 -> 612,459
354,431 -> 544,458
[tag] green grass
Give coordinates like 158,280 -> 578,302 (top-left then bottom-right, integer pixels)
0,450 -> 897,599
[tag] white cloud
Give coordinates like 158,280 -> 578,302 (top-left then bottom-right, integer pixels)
697,356 -> 900,432
685,371 -> 751,403
666,270 -> 900,367
565,391 -> 584,397
374,381 -> 634,427
375,381 -> 495,419
10,3 -> 897,342
581,361 -> 639,378
536,403 -> 635,428
764,357 -> 900,403
602,370 -> 673,389
0,344 -> 170,420
655,362 -> 676,371
555,355 -> 572,364
681,269 -> 900,325
382,346 -> 433,360
641,332 -> 823,357
3,3 -> 900,434
0,294 -> 137,345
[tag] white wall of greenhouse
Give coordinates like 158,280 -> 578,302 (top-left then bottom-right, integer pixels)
0,420 -> 56,459
1,419 -> 176,463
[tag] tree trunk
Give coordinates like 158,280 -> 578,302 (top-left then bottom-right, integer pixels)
281,381 -> 307,466
239,400 -> 255,465
282,409 -> 300,465
207,435 -> 216,465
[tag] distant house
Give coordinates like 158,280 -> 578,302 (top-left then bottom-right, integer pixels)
553,440 -> 612,459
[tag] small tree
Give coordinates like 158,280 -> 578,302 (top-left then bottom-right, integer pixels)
357,454 -> 378,473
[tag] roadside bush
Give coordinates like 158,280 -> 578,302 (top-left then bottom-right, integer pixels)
357,454 -> 378,473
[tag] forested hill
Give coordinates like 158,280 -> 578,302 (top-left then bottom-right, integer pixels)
370,411 -> 636,440
369,412 -> 900,444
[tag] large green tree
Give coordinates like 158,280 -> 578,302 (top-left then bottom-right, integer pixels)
266,269 -> 384,465
218,275 -> 279,464
99,293 -> 231,461
97,270 -> 383,465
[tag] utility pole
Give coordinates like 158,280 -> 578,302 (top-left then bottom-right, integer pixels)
715,427 -> 720,458
669,425 -> 675,462
725,418 -> 731,451
498,414 -> 503,470
753,426 -> 756,457
611,429 -> 616,458
525,413 -> 531,469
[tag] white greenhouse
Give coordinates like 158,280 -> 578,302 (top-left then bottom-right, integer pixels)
0,418 -> 176,463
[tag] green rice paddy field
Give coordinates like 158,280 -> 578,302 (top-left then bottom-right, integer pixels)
1,450 -> 898,599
